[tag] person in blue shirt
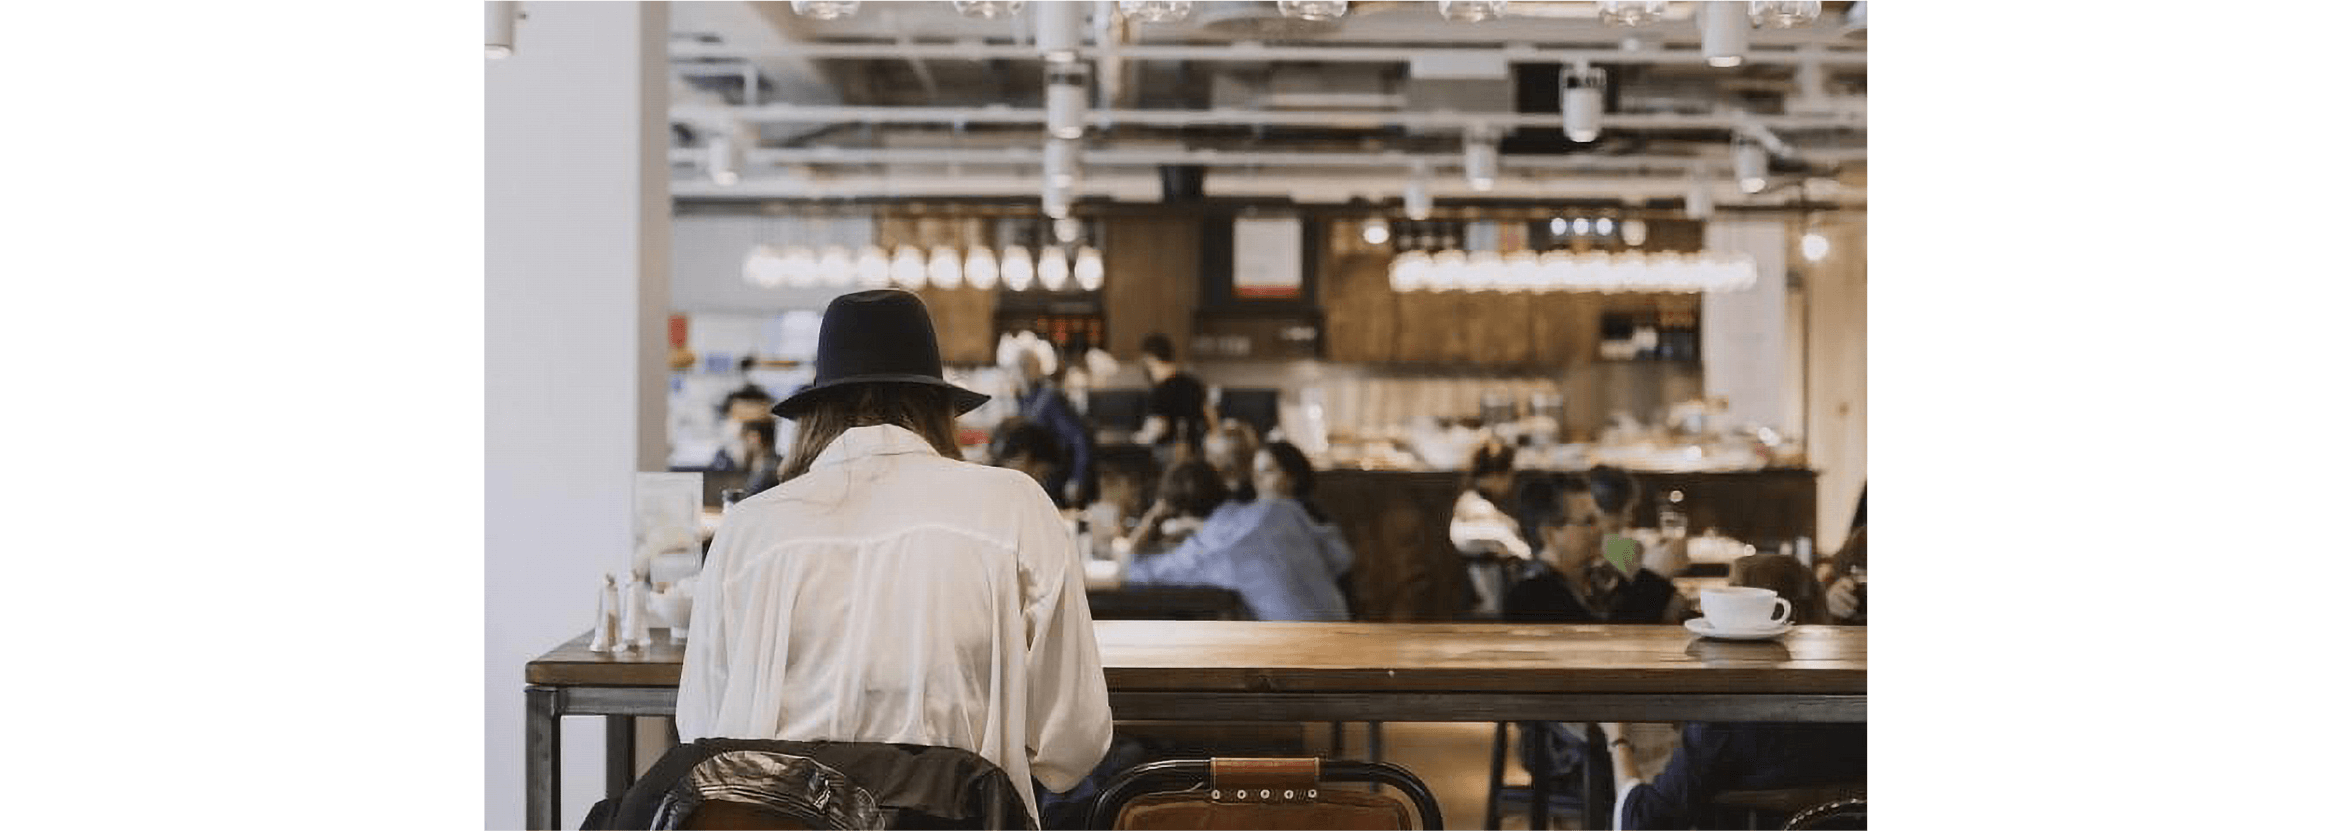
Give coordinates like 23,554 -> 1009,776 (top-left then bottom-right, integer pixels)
1124,448 -> 1353,622
1008,342 -> 1093,507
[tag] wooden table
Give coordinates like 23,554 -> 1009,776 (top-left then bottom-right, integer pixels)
523,621 -> 1864,829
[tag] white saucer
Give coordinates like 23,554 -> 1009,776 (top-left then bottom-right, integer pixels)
1684,617 -> 1794,640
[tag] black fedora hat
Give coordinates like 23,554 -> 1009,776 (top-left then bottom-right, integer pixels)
773,289 -> 990,420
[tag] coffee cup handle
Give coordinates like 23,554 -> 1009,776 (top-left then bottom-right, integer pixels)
1770,598 -> 1792,624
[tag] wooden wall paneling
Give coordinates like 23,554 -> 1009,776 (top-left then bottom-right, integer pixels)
1103,216 -> 1200,360
1323,249 -> 1397,363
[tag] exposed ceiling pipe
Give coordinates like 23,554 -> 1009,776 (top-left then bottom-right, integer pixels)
672,102 -> 1862,132
666,145 -> 1866,170
669,40 -> 1864,67
668,170 -> 1863,207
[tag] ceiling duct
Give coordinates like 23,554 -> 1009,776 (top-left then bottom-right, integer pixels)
1194,1 -> 1344,37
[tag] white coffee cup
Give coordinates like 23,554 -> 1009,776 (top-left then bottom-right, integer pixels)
1699,586 -> 1792,631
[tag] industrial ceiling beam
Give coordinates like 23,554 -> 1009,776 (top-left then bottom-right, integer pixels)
670,103 -> 1864,132
669,40 -> 1865,68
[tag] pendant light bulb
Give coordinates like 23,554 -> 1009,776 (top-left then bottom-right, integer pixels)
1362,216 -> 1391,246
1404,164 -> 1434,220
1622,219 -> 1649,246
963,246 -> 999,290
1463,135 -> 1499,192
1037,245 -> 1071,291
890,246 -> 927,289
1075,246 -> 1105,291
1801,231 -> 1830,262
818,245 -> 854,287
1685,178 -> 1714,220
1001,245 -> 1035,291
856,245 -> 891,288
929,246 -> 963,289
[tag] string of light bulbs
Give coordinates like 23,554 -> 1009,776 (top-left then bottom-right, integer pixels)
742,241 -> 1105,294
1388,250 -> 1758,294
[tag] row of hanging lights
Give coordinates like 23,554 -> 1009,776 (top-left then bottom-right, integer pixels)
743,243 -> 1105,293
1387,250 -> 1757,294
776,1 -> 1824,29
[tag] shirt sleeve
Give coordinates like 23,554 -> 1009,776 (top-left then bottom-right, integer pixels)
1619,722 -> 1733,830
1016,487 -> 1114,792
675,523 -> 734,740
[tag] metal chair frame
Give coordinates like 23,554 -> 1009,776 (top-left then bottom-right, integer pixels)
1087,758 -> 1446,830
1783,797 -> 1866,830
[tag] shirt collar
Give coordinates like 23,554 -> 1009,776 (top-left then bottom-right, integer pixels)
809,424 -> 944,470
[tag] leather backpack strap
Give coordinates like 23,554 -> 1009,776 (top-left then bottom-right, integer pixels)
1207,758 -> 1322,803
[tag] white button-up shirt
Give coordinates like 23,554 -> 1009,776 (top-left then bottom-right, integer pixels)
677,424 -> 1114,824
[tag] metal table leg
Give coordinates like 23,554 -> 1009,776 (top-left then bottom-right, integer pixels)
1483,722 -> 1507,831
1583,723 -> 1613,831
605,715 -> 637,800
525,686 -> 560,831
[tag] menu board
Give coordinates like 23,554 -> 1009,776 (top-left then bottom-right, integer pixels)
1232,216 -> 1303,299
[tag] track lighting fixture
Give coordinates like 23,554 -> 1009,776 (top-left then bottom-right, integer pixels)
486,1 -> 520,58
1701,1 -> 1751,67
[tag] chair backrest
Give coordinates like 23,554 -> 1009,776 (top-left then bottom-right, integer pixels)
592,739 -> 1032,831
1784,797 -> 1867,830
1089,758 -> 1445,830
651,750 -> 880,830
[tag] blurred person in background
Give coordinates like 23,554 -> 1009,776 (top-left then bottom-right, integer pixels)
1819,526 -> 1867,625
1008,336 -> 1093,507
739,416 -> 783,497
1082,446 -> 1159,552
1600,555 -> 1862,829
1504,467 -> 1689,625
1119,460 -> 1226,551
1504,467 -> 1692,799
1133,333 -> 1213,460
1125,449 -> 1352,622
678,290 -> 1110,827
1201,420 -> 1261,505
988,418 -> 1068,496
709,381 -> 777,470
1451,438 -> 1530,617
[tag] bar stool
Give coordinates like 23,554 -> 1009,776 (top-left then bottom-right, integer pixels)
1089,757 -> 1445,830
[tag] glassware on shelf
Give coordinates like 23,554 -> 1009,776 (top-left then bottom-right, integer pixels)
1277,0 -> 1349,22
788,0 -> 860,21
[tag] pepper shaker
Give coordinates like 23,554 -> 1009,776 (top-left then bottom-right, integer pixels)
588,573 -> 618,653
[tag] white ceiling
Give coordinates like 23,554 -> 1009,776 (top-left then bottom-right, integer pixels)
666,1 -> 1866,207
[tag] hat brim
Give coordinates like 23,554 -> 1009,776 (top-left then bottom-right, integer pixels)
771,374 -> 991,420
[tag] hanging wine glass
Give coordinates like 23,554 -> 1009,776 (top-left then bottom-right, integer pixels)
1276,1 -> 1348,22
953,0 -> 1026,20
788,1 -> 860,21
1750,1 -> 1822,28
1118,0 -> 1194,23
1438,1 -> 1506,23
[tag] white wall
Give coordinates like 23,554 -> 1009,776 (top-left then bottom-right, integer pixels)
1702,219 -> 1793,434
486,3 -> 669,827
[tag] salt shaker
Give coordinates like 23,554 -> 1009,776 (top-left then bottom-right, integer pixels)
619,570 -> 653,651
588,573 -> 618,653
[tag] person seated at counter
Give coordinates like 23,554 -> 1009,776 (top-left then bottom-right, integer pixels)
988,418 -> 1068,495
1600,555 -> 1863,829
1201,420 -> 1261,505
1006,335 -> 1093,507
1119,460 -> 1226,550
1451,438 -> 1531,617
1505,467 -> 1694,801
707,381 -> 776,470
677,290 -> 1111,828
1123,453 -> 1354,622
1503,466 -> 1689,625
1820,526 -> 1867,625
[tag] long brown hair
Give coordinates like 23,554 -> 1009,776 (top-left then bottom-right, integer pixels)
779,383 -> 964,483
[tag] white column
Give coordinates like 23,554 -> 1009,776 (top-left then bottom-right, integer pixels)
1701,219 -> 1792,434
486,3 -> 669,828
